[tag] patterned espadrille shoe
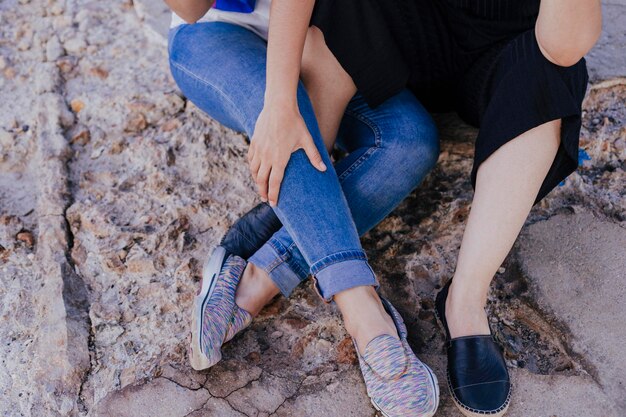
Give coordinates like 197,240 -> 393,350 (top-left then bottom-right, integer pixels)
355,298 -> 439,417
189,247 -> 252,370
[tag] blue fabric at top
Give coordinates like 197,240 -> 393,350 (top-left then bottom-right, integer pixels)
214,0 -> 256,13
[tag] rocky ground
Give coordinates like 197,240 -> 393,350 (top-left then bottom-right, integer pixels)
0,1 -> 624,416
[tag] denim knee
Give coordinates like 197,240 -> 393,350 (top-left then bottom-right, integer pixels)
391,111 -> 439,179
414,118 -> 440,173
377,114 -> 439,201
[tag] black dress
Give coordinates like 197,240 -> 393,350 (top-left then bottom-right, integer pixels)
311,0 -> 589,202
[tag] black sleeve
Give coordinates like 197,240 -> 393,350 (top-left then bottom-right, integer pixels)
310,0 -> 410,107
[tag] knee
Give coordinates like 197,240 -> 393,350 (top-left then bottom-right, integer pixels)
301,26 -> 355,96
168,25 -> 203,69
386,113 -> 440,177
414,118 -> 440,172
301,27 -> 326,79
167,26 -> 208,96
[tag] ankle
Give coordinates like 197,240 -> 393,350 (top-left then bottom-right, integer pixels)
334,284 -> 378,305
335,286 -> 378,328
235,262 -> 280,316
445,279 -> 491,338
335,286 -> 397,352
447,275 -> 488,311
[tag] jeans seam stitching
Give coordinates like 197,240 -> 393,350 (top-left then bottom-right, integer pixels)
284,242 -> 308,279
265,257 -> 285,273
264,240 -> 287,271
266,264 -> 294,296
344,108 -> 383,147
338,110 -> 382,182
337,147 -> 377,182
313,254 -> 366,271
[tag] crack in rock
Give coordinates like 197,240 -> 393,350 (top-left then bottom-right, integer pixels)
30,43 -> 92,412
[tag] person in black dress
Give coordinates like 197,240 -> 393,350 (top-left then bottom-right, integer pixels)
217,0 -> 602,416
308,0 -> 602,415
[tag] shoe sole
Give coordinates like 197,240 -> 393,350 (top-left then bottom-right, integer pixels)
369,363 -> 440,417
447,372 -> 510,417
189,246 -> 227,371
433,296 -> 510,417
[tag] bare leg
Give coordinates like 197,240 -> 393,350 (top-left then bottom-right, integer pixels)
301,26 -> 357,151
236,27 -> 396,350
446,119 -> 562,338
235,262 -> 280,316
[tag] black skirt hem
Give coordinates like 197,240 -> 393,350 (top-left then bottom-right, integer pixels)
470,113 -> 582,204
469,31 -> 589,203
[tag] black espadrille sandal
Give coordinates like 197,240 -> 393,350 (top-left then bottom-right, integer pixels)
434,280 -> 511,417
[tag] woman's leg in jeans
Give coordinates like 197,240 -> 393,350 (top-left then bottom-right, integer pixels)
446,120 -> 561,337
234,27 -> 438,349
239,90 -> 439,304
236,26 -> 438,315
169,23 -> 397,349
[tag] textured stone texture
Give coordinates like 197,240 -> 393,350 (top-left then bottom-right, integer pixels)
586,1 -> 626,83
505,369 -> 619,417
88,378 -> 211,417
133,0 -> 171,47
0,0 -> 624,416
518,213 -> 626,411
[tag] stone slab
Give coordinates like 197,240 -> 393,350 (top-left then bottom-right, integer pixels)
133,0 -> 172,47
517,213 -> 626,412
88,378 -> 210,417
586,1 -> 626,82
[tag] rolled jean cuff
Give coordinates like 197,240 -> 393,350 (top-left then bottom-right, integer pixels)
311,251 -> 379,302
248,237 -> 309,298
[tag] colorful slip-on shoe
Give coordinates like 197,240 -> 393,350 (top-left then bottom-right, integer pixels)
189,246 -> 252,370
224,304 -> 252,343
435,280 -> 512,417
355,297 -> 439,417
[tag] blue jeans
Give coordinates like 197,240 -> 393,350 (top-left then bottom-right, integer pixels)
168,22 -> 439,300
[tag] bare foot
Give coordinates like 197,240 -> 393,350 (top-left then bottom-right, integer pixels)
235,262 -> 280,316
334,286 -> 398,354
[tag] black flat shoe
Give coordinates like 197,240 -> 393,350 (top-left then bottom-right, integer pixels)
435,280 -> 511,417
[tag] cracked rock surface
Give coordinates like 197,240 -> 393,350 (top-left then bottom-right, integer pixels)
0,0 -> 624,416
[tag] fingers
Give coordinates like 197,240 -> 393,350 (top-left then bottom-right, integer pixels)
248,149 -> 261,183
302,135 -> 327,172
251,155 -> 286,206
267,161 -> 286,207
249,131 -> 327,207
256,163 -> 271,203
